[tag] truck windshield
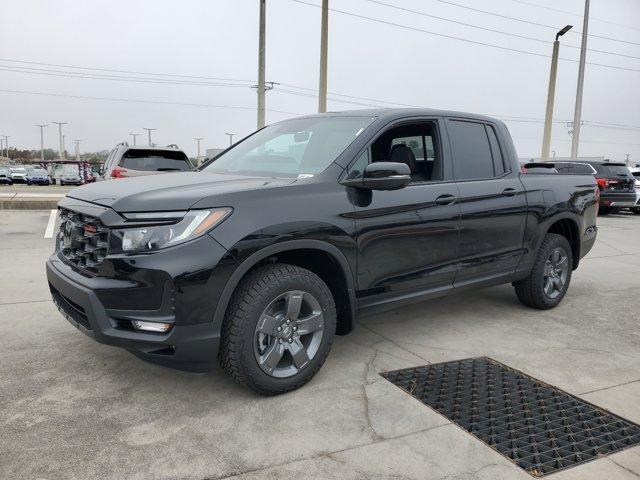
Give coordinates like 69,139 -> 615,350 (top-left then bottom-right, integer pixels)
203,116 -> 375,177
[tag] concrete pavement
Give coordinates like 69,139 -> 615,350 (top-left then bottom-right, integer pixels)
1,211 -> 639,479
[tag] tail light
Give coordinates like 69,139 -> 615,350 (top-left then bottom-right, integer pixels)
596,178 -> 609,189
111,166 -> 128,178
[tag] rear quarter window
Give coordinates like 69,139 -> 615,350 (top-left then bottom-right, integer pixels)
121,149 -> 192,172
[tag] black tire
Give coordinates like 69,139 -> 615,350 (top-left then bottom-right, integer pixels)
219,263 -> 336,395
633,208 -> 640,215
598,205 -> 612,215
514,233 -> 573,310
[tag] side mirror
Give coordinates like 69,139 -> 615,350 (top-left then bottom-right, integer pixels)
343,162 -> 411,191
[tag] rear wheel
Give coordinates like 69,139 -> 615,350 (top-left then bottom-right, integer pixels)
514,233 -> 573,310
219,263 -> 336,395
633,208 -> 640,215
598,205 -> 612,215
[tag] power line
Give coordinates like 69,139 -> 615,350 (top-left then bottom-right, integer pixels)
426,0 -> 640,46
363,0 -> 640,60
288,0 -> 640,72
0,89 -> 302,115
0,57 -> 255,84
507,0 -> 640,33
0,65 -> 253,88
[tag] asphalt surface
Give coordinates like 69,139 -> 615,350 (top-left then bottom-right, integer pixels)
1,210 -> 639,480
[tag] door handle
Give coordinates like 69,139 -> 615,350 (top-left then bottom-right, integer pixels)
434,194 -> 458,206
502,188 -> 517,197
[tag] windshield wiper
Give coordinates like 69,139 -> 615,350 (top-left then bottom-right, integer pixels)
156,167 -> 183,171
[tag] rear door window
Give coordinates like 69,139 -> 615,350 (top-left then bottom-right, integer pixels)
121,149 -> 192,172
448,120 -> 495,180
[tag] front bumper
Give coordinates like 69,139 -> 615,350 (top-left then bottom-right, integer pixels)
46,241 -> 232,372
28,178 -> 50,184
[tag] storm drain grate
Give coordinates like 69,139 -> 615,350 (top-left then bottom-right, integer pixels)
381,357 -> 640,477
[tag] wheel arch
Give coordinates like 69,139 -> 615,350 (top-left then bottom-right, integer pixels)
543,215 -> 580,269
213,240 -> 358,336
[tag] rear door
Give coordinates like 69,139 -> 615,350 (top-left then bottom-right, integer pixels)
446,118 -> 526,285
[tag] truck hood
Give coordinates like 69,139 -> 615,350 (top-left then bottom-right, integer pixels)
67,171 -> 296,212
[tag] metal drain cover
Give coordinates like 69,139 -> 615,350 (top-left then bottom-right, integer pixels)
381,357 -> 640,477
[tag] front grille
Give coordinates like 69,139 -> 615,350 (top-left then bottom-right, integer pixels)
49,284 -> 92,330
57,208 -> 109,277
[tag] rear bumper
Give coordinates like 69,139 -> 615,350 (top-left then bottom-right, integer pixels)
46,255 -> 221,372
600,191 -> 637,207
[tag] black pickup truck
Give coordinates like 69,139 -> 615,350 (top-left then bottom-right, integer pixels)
46,109 -> 598,395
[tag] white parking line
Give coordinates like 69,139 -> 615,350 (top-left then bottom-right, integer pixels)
44,209 -> 58,238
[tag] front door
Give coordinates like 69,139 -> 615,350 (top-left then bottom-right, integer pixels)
346,119 -> 462,308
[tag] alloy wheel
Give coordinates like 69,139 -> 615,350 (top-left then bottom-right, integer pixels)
253,290 -> 324,378
542,247 -> 569,299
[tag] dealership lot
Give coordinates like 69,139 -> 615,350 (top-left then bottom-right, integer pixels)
1,211 -> 639,479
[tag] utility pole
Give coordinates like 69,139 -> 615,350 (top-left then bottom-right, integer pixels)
0,138 -> 4,159
129,133 -> 140,145
35,124 -> 48,162
257,0 -> 266,129
52,122 -> 67,161
318,0 -> 329,113
143,127 -> 156,146
74,140 -> 81,162
194,137 -> 204,167
62,134 -> 66,159
625,154 -> 631,166
540,25 -> 572,162
571,0 -> 590,160
225,132 -> 236,146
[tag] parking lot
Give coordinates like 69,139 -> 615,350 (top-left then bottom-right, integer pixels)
1,210 -> 639,480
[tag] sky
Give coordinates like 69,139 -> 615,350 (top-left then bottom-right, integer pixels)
1,0 -> 639,162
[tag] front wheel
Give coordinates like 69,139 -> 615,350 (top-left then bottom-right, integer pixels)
514,233 -> 573,310
632,207 -> 640,215
219,263 -> 336,395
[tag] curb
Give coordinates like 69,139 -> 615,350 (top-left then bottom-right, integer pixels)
0,199 -> 61,210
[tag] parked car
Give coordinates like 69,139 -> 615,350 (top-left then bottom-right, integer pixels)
101,143 -> 192,179
47,109 -> 598,395
0,166 -> 13,185
10,166 -> 27,183
587,162 -> 635,215
629,167 -> 640,215
26,168 -> 53,185
59,173 -> 83,186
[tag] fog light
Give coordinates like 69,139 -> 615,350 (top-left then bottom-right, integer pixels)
132,320 -> 173,333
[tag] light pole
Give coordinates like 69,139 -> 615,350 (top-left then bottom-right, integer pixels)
257,0 -> 266,129
74,140 -> 81,162
540,25 -> 572,162
194,137 -> 204,167
52,122 -> 67,161
1,135 -> 10,160
571,0 -> 590,159
225,132 -> 236,146
143,127 -> 156,146
318,0 -> 329,113
35,124 -> 48,162
129,133 -> 140,145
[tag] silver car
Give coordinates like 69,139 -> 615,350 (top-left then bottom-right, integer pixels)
101,143 -> 193,180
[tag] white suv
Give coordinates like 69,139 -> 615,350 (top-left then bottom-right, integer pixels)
630,167 -> 640,215
101,143 -> 193,180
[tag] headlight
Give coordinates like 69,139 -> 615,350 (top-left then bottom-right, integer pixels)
118,208 -> 232,252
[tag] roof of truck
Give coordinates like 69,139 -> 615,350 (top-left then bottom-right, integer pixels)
296,108 -> 504,124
